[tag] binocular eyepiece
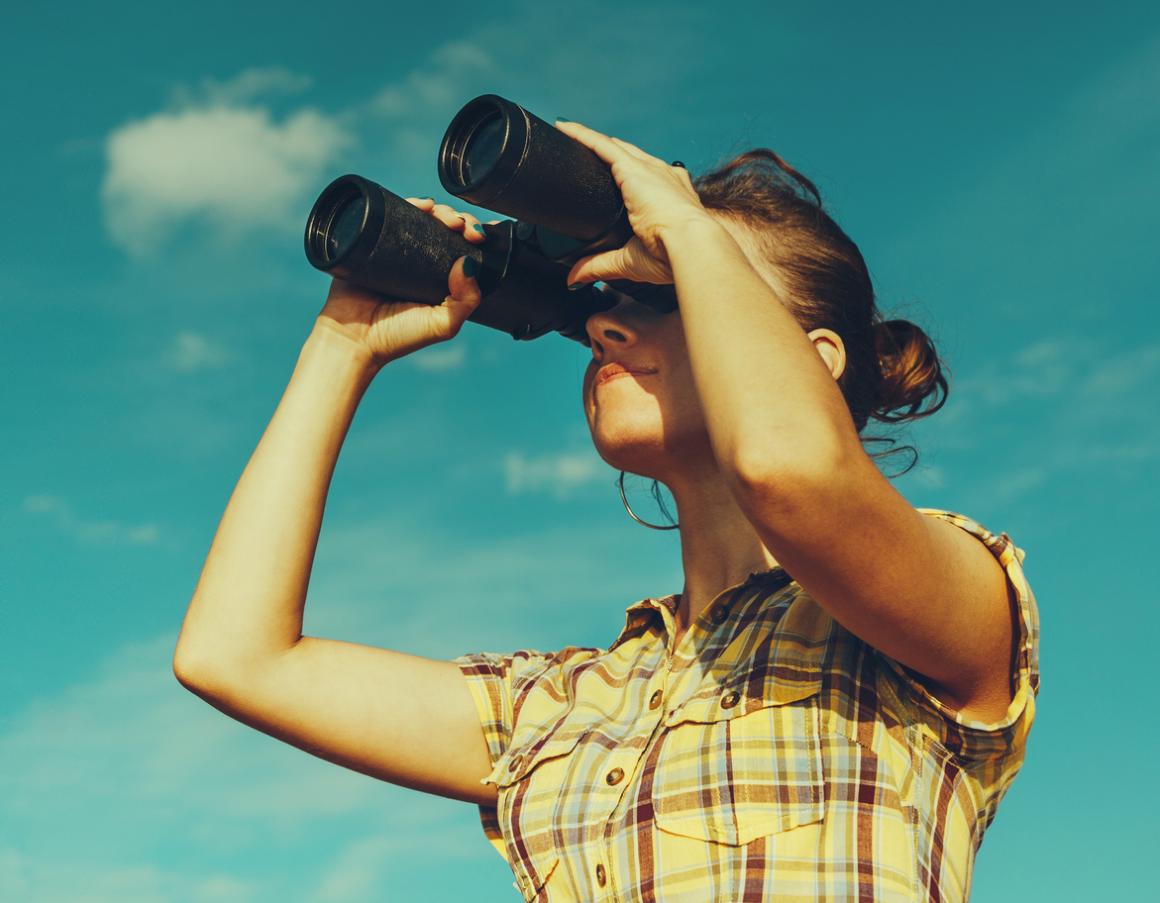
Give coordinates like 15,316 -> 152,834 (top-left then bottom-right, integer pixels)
304,95 -> 676,344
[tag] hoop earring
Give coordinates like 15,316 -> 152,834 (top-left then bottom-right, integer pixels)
618,472 -> 680,531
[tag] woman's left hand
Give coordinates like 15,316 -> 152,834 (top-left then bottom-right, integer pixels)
555,120 -> 715,287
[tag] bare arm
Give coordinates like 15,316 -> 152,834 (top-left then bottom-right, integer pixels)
663,220 -> 1014,722
174,204 -> 498,804
561,123 -> 1015,723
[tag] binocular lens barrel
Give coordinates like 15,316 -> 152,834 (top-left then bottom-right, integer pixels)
303,96 -> 671,344
439,95 -> 626,244
306,180 -> 371,266
305,174 -> 479,307
304,173 -> 615,343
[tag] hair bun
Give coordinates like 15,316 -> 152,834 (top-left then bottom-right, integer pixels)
873,319 -> 949,424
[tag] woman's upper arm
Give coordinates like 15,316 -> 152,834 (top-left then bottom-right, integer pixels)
175,637 -> 498,806
738,452 -> 1017,722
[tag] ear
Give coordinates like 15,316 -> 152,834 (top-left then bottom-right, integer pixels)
807,328 -> 846,381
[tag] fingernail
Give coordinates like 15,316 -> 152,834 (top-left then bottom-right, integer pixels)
567,281 -> 587,291
556,117 -> 571,123
472,223 -> 485,234
462,256 -> 476,278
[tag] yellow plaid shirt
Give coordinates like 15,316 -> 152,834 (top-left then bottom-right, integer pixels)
457,510 -> 1039,902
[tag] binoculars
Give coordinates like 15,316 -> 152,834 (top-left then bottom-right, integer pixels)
304,95 -> 677,344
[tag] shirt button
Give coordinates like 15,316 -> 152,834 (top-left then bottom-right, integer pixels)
596,864 -> 607,887
649,689 -> 663,710
605,767 -> 625,786
710,603 -> 729,623
721,691 -> 740,709
507,754 -> 524,773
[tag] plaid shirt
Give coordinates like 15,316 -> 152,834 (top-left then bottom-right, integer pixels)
457,510 -> 1039,902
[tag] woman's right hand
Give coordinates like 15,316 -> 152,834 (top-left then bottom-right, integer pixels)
314,199 -> 489,369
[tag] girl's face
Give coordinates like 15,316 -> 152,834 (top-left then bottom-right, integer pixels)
582,290 -> 714,481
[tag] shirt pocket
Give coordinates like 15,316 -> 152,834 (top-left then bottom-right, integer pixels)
488,725 -> 585,901
653,679 -> 824,847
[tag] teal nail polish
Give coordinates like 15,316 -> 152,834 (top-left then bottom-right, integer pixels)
556,117 -> 571,123
472,223 -> 485,234
567,281 -> 587,291
462,256 -> 476,278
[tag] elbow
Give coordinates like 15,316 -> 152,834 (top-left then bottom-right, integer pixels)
172,636 -> 213,696
172,632 -> 242,702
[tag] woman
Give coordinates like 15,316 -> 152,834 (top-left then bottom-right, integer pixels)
175,120 -> 1038,902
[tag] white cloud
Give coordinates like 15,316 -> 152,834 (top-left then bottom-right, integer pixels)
410,342 -> 466,371
504,449 -> 609,498
23,495 -> 158,546
369,42 -> 494,120
102,68 -> 352,256
168,331 -> 230,372
183,67 -> 313,107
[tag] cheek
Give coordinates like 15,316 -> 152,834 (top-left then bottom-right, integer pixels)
581,362 -> 598,423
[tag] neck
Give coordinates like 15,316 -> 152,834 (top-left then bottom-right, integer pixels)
666,472 -> 777,642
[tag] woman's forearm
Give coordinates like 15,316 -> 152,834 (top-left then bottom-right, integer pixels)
662,218 -> 861,491
174,324 -> 379,690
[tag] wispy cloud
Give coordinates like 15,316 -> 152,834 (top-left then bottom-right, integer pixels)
167,331 -> 230,372
905,335 -> 1160,505
0,635 -> 499,903
0,497 -> 678,902
175,66 -> 314,108
101,68 -> 352,256
23,495 -> 158,546
369,42 -> 494,120
504,449 -> 609,498
410,342 -> 466,372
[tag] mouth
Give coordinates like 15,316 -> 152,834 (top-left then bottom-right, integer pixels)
594,362 -> 657,388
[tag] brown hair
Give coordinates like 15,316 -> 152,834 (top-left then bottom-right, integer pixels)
693,150 -> 948,468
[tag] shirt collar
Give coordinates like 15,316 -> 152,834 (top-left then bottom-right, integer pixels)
610,568 -> 795,653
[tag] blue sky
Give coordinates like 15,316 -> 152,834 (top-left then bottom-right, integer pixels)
1,1 -> 1158,900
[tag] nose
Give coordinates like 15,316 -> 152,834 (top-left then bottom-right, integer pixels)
585,300 -> 639,361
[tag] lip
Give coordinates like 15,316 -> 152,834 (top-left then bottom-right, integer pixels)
594,362 -> 657,388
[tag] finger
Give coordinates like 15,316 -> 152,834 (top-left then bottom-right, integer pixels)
554,120 -> 630,167
431,205 -> 488,244
446,255 -> 483,310
567,240 -> 674,287
429,203 -> 470,231
607,135 -> 652,161
405,197 -> 436,210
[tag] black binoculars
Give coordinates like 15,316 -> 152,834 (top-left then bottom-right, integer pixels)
304,95 -> 676,344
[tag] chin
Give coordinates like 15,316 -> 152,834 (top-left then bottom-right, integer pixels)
588,417 -> 668,478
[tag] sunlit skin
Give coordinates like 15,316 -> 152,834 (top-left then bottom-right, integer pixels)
173,119 -> 1017,814
583,294 -> 711,482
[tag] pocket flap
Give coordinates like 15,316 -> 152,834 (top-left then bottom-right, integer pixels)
655,694 -> 825,846
487,723 -> 588,789
667,594 -> 832,727
667,673 -> 822,727
511,855 -> 559,902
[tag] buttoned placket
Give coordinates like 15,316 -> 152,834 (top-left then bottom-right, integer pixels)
590,591 -> 746,901
574,602 -> 674,901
